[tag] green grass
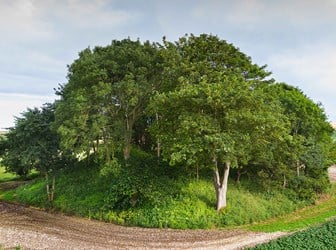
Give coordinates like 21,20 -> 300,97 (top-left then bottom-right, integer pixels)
243,184 -> 336,232
0,166 -> 18,182
2,151 -> 334,230
0,155 -> 308,229
249,219 -> 336,249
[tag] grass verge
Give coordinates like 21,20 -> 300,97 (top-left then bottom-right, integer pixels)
242,184 -> 336,232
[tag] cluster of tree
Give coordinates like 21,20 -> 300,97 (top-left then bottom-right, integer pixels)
1,34 -> 335,211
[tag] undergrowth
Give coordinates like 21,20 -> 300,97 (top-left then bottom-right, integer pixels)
243,183 -> 336,232
0,153 -> 309,229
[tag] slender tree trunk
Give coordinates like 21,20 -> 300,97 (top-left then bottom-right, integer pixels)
123,116 -> 132,160
283,174 -> 287,188
46,172 -> 50,200
45,173 -> 56,203
236,169 -> 246,183
213,160 -> 230,212
156,113 -> 161,159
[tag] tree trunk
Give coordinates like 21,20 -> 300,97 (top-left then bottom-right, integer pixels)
45,173 -> 56,203
123,114 -> 134,160
283,174 -> 287,188
213,160 -> 230,212
236,169 -> 246,183
156,113 -> 161,159
123,144 -> 131,160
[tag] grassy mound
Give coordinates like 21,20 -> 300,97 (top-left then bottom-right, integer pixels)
0,154 -> 308,229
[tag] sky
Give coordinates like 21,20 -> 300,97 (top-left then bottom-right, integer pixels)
0,0 -> 335,129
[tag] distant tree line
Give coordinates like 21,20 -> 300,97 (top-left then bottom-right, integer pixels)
1,34 -> 335,211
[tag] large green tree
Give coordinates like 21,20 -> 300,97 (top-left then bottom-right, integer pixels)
55,39 -> 162,162
149,34 -> 288,211
0,103 -> 64,201
269,83 -> 335,197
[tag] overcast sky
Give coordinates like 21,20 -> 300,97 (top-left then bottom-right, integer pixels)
1,0 -> 335,129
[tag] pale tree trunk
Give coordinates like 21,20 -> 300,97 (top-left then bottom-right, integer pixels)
296,161 -> 305,177
45,173 -> 55,203
213,159 -> 231,212
283,174 -> 287,188
123,115 -> 133,160
156,113 -> 161,159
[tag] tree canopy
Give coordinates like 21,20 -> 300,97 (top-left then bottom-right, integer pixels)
1,34 -> 335,211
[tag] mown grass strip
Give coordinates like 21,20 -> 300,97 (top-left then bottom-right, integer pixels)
243,184 -> 336,232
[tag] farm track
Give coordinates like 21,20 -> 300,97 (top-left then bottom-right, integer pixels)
0,201 -> 286,249
1,166 -> 335,250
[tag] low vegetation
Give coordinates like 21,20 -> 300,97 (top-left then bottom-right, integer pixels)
249,219 -> 336,249
0,166 -> 17,183
0,155 -> 308,229
244,183 -> 336,232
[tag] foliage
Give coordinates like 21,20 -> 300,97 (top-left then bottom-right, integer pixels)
1,34 -> 334,220
244,184 -> 336,232
261,84 -> 334,197
249,219 -> 336,249
0,103 -> 67,177
54,39 -> 162,161
1,152 -> 307,229
149,34 -> 290,210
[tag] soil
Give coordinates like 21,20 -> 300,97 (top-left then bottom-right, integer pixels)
5,165 -> 336,249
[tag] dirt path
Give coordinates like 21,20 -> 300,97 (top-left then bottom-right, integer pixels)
7,165 -> 336,250
0,201 -> 286,250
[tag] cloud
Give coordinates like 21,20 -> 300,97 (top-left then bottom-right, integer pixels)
266,42 -> 336,120
191,0 -> 336,29
267,42 -> 336,91
0,0 -> 139,95
0,93 -> 56,129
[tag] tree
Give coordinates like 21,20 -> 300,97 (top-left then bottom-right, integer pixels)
0,103 -> 65,202
269,83 -> 335,197
149,34 -> 287,211
55,39 -> 162,162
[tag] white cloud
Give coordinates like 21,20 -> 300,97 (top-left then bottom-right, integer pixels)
0,93 -> 55,129
266,42 -> 336,120
191,0 -> 336,31
267,43 -> 336,91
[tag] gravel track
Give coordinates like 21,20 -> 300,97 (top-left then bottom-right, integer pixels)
0,201 -> 287,250
7,165 -> 336,250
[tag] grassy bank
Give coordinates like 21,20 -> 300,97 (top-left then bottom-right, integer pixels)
243,183 -> 336,232
0,158 -> 309,229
